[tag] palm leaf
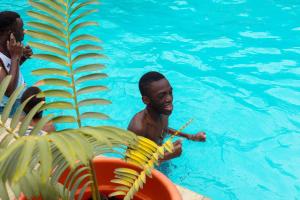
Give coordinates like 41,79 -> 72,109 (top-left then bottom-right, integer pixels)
28,41 -> 67,57
32,68 -> 69,77
74,64 -> 105,73
1,84 -> 25,123
75,73 -> 107,84
27,11 -> 65,30
110,120 -> 193,200
28,0 -> 109,128
27,22 -> 65,38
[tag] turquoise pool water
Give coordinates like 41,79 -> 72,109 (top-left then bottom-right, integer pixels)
2,0 -> 300,199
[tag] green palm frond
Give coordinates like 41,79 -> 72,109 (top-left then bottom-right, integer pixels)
27,0 -> 110,128
109,120 -> 193,200
3,171 -> 65,200
0,76 -> 50,145
0,125 -> 137,199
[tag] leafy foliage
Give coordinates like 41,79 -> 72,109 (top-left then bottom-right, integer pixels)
27,0 -> 110,128
0,76 -> 138,199
109,120 -> 193,200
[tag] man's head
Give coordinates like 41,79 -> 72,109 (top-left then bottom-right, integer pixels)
21,86 -> 44,120
139,71 -> 173,115
0,11 -> 24,42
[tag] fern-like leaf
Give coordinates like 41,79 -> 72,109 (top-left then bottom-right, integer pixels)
27,0 -> 110,128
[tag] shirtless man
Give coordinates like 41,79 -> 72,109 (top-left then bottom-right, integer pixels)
128,71 -> 206,161
0,11 -> 33,113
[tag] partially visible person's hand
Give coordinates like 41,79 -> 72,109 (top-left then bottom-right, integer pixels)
22,45 -> 33,59
171,139 -> 182,158
7,33 -> 23,61
189,132 -> 206,142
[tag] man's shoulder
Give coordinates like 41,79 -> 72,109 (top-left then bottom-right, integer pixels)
128,110 -> 145,135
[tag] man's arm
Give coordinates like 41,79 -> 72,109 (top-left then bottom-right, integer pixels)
4,33 -> 23,97
167,127 -> 206,142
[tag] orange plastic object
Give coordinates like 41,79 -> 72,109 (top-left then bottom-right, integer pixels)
19,157 -> 182,200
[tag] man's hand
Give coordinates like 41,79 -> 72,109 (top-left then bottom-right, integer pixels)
188,132 -> 206,142
7,33 -> 23,61
172,139 -> 183,157
22,45 -> 33,59
161,140 -> 182,162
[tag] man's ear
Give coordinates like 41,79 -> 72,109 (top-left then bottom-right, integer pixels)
142,96 -> 150,105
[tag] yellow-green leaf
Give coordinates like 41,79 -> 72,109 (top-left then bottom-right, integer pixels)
27,30 -> 65,48
80,112 -> 109,120
36,78 -> 71,88
18,101 -> 44,136
71,21 -> 98,34
71,44 -> 102,54
27,22 -> 65,38
28,41 -> 67,57
75,73 -> 107,84
71,34 -> 100,43
77,86 -> 107,95
38,138 -> 52,182
27,11 -> 65,30
29,1 -> 65,22
51,116 -> 76,123
32,54 -> 67,66
74,64 -> 105,73
109,191 -> 127,198
40,101 -> 74,110
70,0 -> 99,17
32,68 -> 68,77
72,53 -> 106,63
70,9 -> 98,26
30,114 -> 53,135
78,99 -> 111,107
13,139 -> 35,182
0,76 -> 11,104
38,0 -> 66,14
1,84 -> 25,124
115,168 -> 139,177
39,89 -> 72,98
111,179 -> 132,187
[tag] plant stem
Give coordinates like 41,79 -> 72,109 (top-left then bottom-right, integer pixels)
66,0 -> 82,128
89,159 -> 101,200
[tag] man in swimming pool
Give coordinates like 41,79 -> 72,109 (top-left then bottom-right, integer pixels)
128,71 -> 206,161
0,11 -> 33,113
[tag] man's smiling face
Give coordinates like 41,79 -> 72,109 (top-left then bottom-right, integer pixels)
146,78 -> 173,115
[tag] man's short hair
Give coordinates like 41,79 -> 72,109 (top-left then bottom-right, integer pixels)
139,71 -> 166,96
21,86 -> 45,119
0,11 -> 20,33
